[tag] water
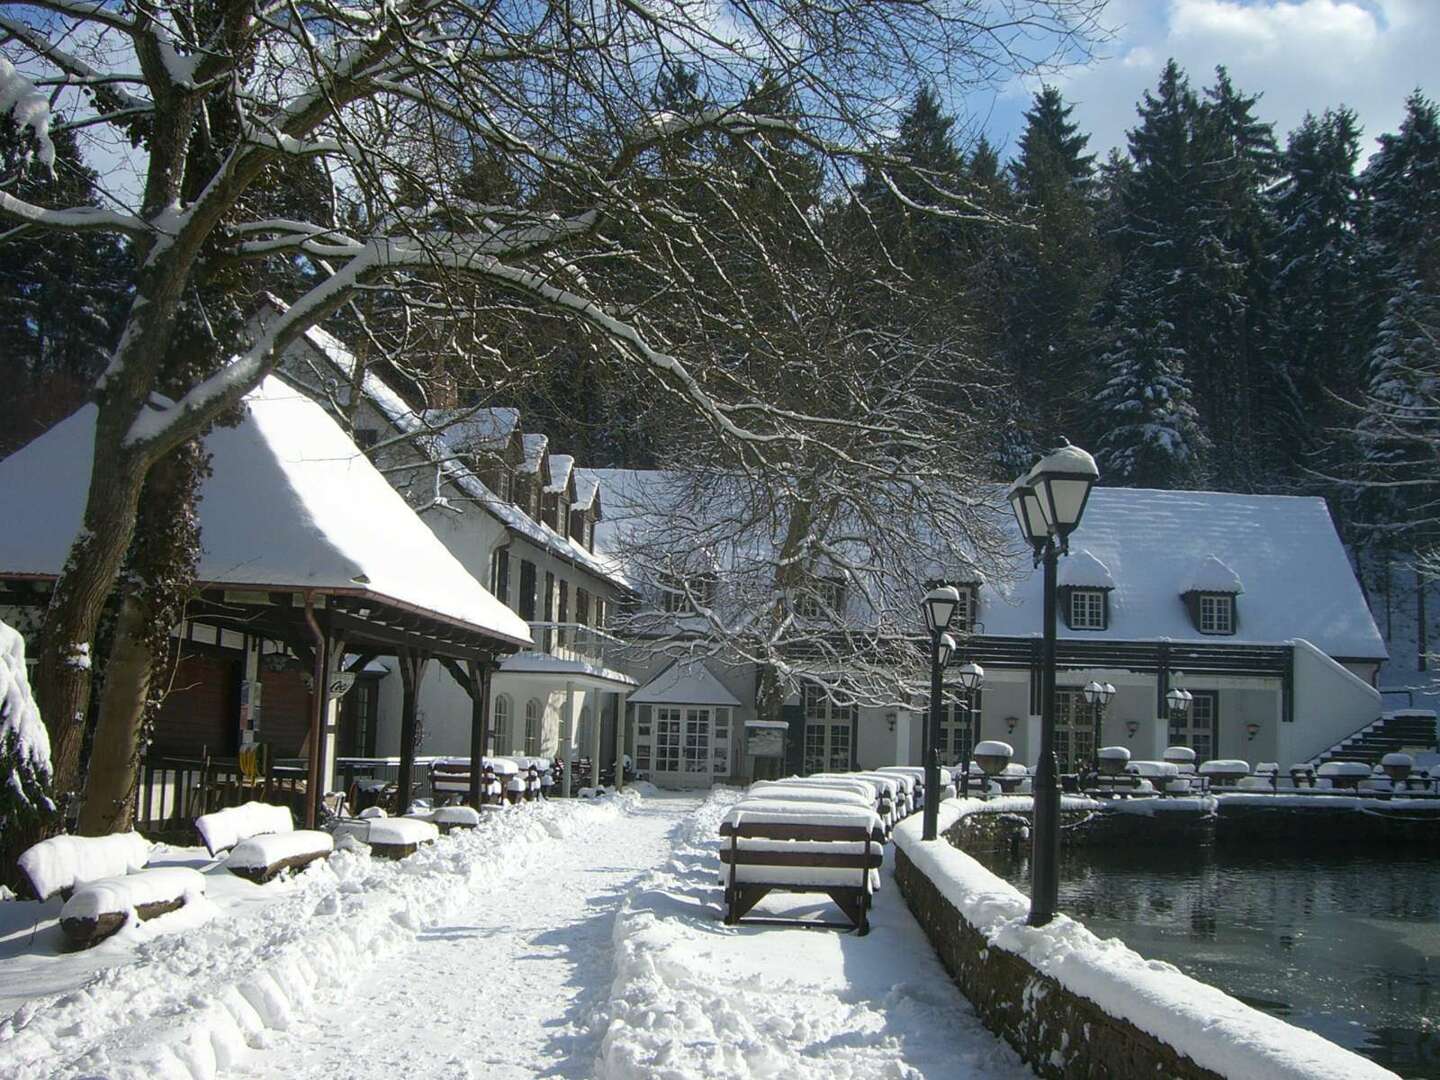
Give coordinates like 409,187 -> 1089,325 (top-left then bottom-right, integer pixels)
973,843 -> 1440,1078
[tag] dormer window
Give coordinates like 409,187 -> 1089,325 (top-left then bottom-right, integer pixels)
795,577 -> 846,618
1068,588 -> 1106,630
1198,593 -> 1234,634
660,571 -> 716,613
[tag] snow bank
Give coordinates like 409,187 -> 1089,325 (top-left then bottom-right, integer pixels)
18,832 -> 152,900
2,790 -> 640,1079
893,804 -> 1396,1080
432,806 -> 481,827
195,802 -> 294,855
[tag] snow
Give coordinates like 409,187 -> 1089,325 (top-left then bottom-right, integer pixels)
743,783 -> 874,808
196,803 -> 295,856
1381,752 -> 1414,767
0,57 -> 55,167
1316,760 -> 1371,777
1197,758 -> 1251,775
546,454 -> 575,494
1,617 -> 50,806
18,833 -> 153,901
431,806 -> 481,827
1097,746 -> 1131,761
520,432 -> 549,474
599,788 -> 1028,1079
365,817 -> 439,847
61,867 -> 207,922
1056,548 -> 1115,589
1128,759 -> 1180,778
1030,443 -> 1098,480
1183,554 -> 1245,594
1161,745 -> 1196,763
0,794 -> 643,1078
744,719 -> 790,730
973,740 -> 1014,758
894,802 -> 1397,1080
0,380 -> 532,648
223,832 -> 334,873
722,800 -> 883,834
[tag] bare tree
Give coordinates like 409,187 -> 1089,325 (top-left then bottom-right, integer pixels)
0,0 -> 1102,850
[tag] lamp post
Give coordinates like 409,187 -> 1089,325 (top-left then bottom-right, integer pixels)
1008,444 -> 1099,928
1166,686 -> 1192,747
921,586 -> 961,841
956,660 -> 984,797
1083,680 -> 1116,771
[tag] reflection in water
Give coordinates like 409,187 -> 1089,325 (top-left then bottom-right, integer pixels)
973,844 -> 1440,1078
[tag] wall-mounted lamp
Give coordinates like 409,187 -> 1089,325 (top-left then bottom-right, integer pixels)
1246,721 -> 1261,741
886,712 -> 897,733
1005,715 -> 1018,735
1125,720 -> 1140,739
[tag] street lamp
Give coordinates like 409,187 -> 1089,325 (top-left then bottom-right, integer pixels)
1008,444 -> 1099,928
956,659 -> 984,797
921,586 -> 961,840
1083,680 -> 1116,771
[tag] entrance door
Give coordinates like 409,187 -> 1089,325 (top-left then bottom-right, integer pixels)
802,683 -> 855,773
646,705 -> 725,786
1053,688 -> 1096,773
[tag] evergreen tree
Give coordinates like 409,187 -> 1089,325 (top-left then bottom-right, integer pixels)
1093,285 -> 1207,488
997,86 -> 1105,459
1268,108 -> 1368,464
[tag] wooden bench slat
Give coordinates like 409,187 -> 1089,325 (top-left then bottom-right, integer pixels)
718,849 -> 883,869
719,821 -> 883,843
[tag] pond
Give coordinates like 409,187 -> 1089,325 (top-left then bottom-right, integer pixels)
972,842 -> 1440,1078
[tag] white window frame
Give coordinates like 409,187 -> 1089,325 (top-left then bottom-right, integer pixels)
1070,589 -> 1105,630
795,577 -> 846,619
1199,594 -> 1234,634
492,694 -> 512,753
802,683 -> 855,774
524,697 -> 543,755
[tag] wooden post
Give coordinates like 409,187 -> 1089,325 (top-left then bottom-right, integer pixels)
466,656 -> 493,808
561,681 -> 576,798
614,691 -> 627,791
395,649 -> 430,816
590,694 -> 603,789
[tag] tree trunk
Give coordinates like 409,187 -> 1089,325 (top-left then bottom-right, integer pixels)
76,592 -> 154,835
33,444 -> 149,815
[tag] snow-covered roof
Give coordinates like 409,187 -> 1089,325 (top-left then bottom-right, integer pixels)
546,454 -> 575,495
419,407 -> 519,453
628,660 -> 742,706
0,378 -> 532,648
519,433 -> 549,475
590,470 -> 1385,660
277,307 -> 624,589
1057,549 -> 1115,590
1183,554 -> 1245,595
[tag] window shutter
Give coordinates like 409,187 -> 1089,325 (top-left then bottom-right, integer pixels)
783,703 -> 806,774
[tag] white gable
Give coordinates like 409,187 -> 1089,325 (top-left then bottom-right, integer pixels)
629,661 -> 742,706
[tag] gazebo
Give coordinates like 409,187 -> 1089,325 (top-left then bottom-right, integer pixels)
0,378 -> 532,825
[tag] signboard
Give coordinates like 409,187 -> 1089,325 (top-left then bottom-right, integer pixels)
327,671 -> 357,700
746,724 -> 785,758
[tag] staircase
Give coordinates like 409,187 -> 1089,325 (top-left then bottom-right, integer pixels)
1310,709 -> 1439,767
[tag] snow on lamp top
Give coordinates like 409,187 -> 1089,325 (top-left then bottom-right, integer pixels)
1183,554 -> 1245,595
1029,443 -> 1099,481
1057,549 -> 1115,589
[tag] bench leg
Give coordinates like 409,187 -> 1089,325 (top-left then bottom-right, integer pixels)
825,888 -> 870,935
725,885 -> 771,924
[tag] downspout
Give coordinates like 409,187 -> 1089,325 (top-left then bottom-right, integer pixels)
304,590 -> 326,829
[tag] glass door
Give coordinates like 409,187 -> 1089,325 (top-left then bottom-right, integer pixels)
1169,690 -> 1218,762
802,683 -> 855,773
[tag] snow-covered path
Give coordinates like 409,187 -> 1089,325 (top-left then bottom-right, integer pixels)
237,793 -> 699,1080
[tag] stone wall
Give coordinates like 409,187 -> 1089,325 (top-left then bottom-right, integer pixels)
894,845 -> 1226,1079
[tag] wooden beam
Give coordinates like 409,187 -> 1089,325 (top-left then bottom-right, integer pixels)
466,657 -> 494,807
394,648 -> 431,815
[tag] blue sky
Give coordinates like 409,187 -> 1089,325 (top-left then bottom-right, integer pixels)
961,0 -> 1439,166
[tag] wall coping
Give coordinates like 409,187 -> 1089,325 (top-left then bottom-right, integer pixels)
894,799 -> 1398,1080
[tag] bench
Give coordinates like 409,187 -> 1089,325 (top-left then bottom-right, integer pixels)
196,801 -> 334,884
718,803 -> 885,934
17,832 -> 206,948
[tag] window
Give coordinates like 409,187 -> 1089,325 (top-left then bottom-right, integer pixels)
354,428 -> 379,450
713,708 -> 730,776
582,516 -> 594,550
518,560 -> 537,620
557,500 -> 569,538
802,683 -> 855,774
795,577 -> 846,618
595,597 -> 607,628
635,706 -> 651,774
491,548 -> 510,606
491,694 -> 512,753
524,698 -> 543,755
660,571 -> 716,613
654,706 -> 682,772
576,588 -> 590,627
1169,690 -> 1218,762
558,580 -> 569,625
1199,594 -> 1234,634
1069,589 -> 1106,630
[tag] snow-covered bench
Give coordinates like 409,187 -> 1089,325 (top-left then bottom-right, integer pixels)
17,833 -> 206,948
367,817 -> 440,859
718,801 -> 885,934
196,802 -> 334,884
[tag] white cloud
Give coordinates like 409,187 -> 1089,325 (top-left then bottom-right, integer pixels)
1041,0 -> 1440,163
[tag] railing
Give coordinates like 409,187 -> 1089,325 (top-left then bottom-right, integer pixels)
524,621 -> 630,671
132,748 -> 306,837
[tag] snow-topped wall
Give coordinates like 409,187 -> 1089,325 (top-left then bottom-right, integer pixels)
892,802 -> 1398,1080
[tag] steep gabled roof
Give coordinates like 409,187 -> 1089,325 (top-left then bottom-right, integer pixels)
546,454 -> 575,497
0,379 -> 532,647
629,659 -> 742,706
420,407 -> 520,454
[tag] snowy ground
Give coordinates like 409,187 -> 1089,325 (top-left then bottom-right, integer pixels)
1,787 -> 1025,1079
